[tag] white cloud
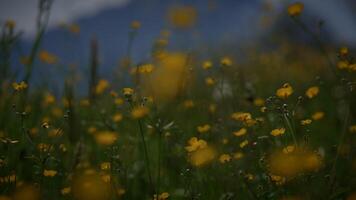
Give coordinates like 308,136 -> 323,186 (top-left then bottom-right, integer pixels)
0,0 -> 130,37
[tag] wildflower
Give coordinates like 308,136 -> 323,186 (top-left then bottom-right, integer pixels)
114,98 -> 124,105
100,162 -> 111,171
287,2 -> 304,17
95,79 -> 110,95
337,60 -> 349,70
245,173 -> 254,181
349,125 -> 356,133
312,111 -> 324,121
233,128 -> 247,137
39,50 -> 58,64
283,145 -> 295,154
220,57 -> 232,66
101,174 -> 111,183
12,81 -> 28,91
231,112 -> 252,122
153,192 -> 169,200
189,145 -> 216,167
43,169 -> 57,177
5,19 -> 16,29
61,187 -> 71,195
168,5 -> 197,28
139,63 -> 155,74
205,77 -> 215,86
131,20 -> 141,29
209,104 -> 216,113
202,60 -> 212,70
276,83 -> 293,99
301,119 -> 312,125
88,126 -> 97,134
260,106 -> 267,113
270,174 -> 286,185
123,87 -> 134,97
41,122 -> 50,129
43,93 -> 55,105
339,46 -> 348,56
305,86 -> 319,99
239,140 -> 249,148
183,100 -> 194,108
219,154 -> 231,163
185,137 -> 207,152
254,98 -> 265,106
233,152 -> 244,160
269,148 -> 322,177
197,124 -> 211,133
112,113 -> 123,123
131,106 -> 149,119
271,128 -> 285,136
68,24 -> 80,34
95,131 -> 118,146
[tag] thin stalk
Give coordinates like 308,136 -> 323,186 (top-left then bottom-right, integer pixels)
137,119 -> 154,194
156,129 -> 162,196
283,113 -> 298,146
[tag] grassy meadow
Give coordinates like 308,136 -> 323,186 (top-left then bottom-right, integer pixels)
0,1 -> 356,200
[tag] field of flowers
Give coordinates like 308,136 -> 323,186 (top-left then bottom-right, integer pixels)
0,1 -> 356,200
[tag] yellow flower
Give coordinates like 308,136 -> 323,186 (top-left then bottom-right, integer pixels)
185,137 -> 207,152
260,106 -> 267,113
254,98 -> 265,106
209,104 -> 216,113
287,2 -> 304,16
276,83 -> 293,99
183,100 -> 194,108
131,20 -> 141,29
337,60 -> 349,70
131,106 -> 149,119
282,145 -> 295,154
95,79 -> 110,95
231,112 -> 252,122
245,173 -> 254,181
197,124 -> 211,133
39,50 -> 58,64
95,131 -> 118,146
154,192 -> 170,200
239,140 -> 249,148
270,174 -> 286,185
139,63 -> 154,73
188,145 -> 216,167
12,81 -> 28,91
233,128 -> 247,137
43,93 -> 55,105
168,5 -> 197,28
220,57 -> 232,66
202,61 -> 212,70
87,126 -> 97,134
349,125 -> 356,133
5,19 -> 16,29
123,87 -> 134,97
219,154 -> 231,163
339,46 -> 348,56
205,77 -> 215,86
305,86 -> 319,99
312,111 -> 324,121
68,24 -> 80,34
271,128 -> 286,136
233,152 -> 244,160
100,162 -> 111,170
153,192 -> 169,200
114,98 -> 124,105
301,119 -> 312,125
112,113 -> 123,123
61,187 -> 71,195
43,169 -> 57,177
